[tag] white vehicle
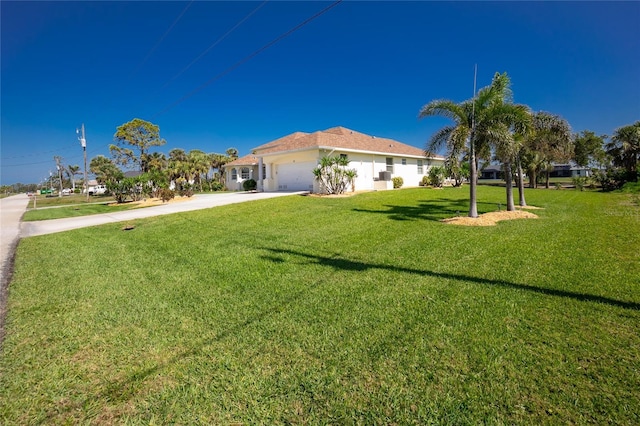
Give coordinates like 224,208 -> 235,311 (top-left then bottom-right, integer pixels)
88,185 -> 107,195
61,188 -> 72,195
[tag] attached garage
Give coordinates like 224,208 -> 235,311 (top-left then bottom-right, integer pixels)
275,161 -> 315,191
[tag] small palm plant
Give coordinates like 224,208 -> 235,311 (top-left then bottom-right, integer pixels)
313,156 -> 358,194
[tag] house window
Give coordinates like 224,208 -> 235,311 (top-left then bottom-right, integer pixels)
262,164 -> 266,179
401,158 -> 407,166
241,167 -> 250,179
231,169 -> 237,180
417,159 -> 423,174
386,157 -> 393,173
340,154 -> 348,160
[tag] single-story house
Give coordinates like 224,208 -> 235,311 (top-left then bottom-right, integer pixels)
480,165 -> 503,180
224,126 -> 445,192
549,164 -> 591,178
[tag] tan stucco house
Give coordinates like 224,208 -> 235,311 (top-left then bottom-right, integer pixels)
225,126 -> 445,192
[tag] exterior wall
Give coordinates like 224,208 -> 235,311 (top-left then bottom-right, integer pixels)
259,149 -> 444,193
226,165 -> 259,191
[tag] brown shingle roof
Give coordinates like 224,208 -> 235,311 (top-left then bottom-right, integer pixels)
253,126 -> 443,159
225,154 -> 259,167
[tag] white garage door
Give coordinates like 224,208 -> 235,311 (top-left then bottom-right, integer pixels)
276,162 -> 316,191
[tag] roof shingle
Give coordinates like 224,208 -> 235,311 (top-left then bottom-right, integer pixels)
253,126 -> 443,159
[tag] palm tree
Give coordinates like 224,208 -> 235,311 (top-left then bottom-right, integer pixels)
419,72 -> 520,217
208,153 -> 226,183
521,112 -> 572,189
483,77 -> 532,211
145,152 -> 168,173
67,164 -> 81,191
188,150 -> 209,191
226,147 -> 239,160
606,121 -> 640,181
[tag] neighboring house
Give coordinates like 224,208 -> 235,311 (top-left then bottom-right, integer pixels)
480,165 -> 503,180
550,164 -> 591,178
479,163 -> 591,180
225,126 -> 445,193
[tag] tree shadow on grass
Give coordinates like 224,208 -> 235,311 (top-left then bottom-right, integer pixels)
50,246 -> 637,421
261,247 -> 640,311
353,199 -> 501,221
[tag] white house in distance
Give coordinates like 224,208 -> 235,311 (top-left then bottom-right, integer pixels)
224,126 -> 445,193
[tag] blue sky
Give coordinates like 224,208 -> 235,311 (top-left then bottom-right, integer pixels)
2,1 -> 639,185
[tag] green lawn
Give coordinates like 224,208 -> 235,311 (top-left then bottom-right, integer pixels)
1,186 -> 638,424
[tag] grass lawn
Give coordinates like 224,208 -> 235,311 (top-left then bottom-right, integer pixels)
1,186 -> 638,424
27,193 -> 115,207
22,202 -> 134,221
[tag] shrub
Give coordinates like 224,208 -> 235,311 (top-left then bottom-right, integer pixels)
159,188 -> 175,203
106,179 -> 133,204
428,166 -> 446,188
209,182 -> 225,192
572,176 -> 591,191
243,179 -> 257,191
421,176 -> 429,187
312,156 -> 357,194
177,182 -> 194,198
392,177 -> 403,189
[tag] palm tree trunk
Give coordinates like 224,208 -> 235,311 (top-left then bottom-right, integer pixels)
516,156 -> 527,206
529,169 -> 537,189
505,161 -> 515,211
545,171 -> 550,189
468,138 -> 478,218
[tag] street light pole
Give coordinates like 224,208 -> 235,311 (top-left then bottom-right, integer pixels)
78,124 -> 88,202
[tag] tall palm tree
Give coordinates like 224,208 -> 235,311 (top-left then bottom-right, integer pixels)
419,72 -> 520,217
483,76 -> 532,211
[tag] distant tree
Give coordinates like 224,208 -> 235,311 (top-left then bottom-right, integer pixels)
188,149 -> 210,192
208,153 -> 228,184
111,118 -> 166,173
312,156 -> 357,194
67,164 -> 81,191
521,112 -> 572,189
606,121 -> 640,182
145,152 -> 168,173
90,155 -> 123,184
168,148 -> 189,186
226,147 -> 239,159
574,130 -> 606,168
54,156 -> 65,197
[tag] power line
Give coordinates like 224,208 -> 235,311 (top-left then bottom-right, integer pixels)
152,0 -> 343,118
160,0 -> 269,91
128,0 -> 195,80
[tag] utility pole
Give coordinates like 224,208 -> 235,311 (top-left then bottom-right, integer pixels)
77,124 -> 89,202
55,156 -> 64,197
